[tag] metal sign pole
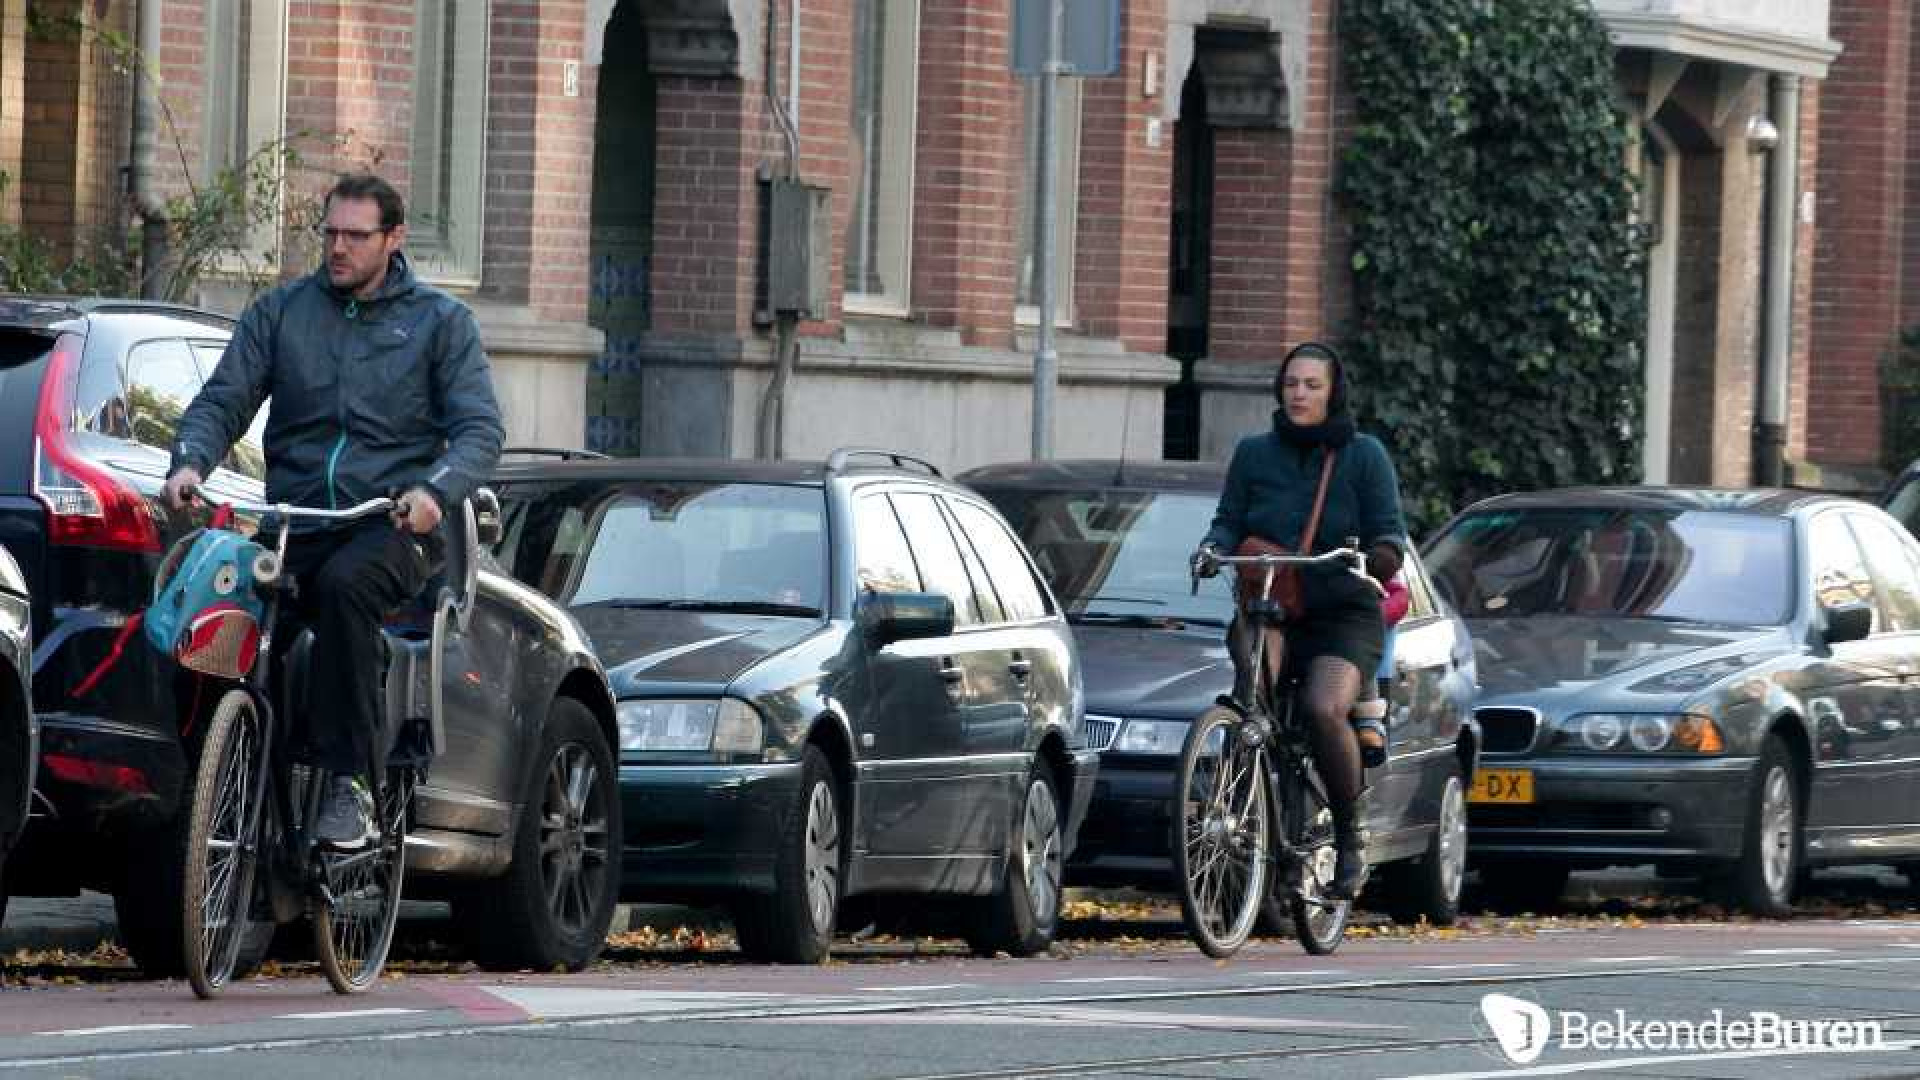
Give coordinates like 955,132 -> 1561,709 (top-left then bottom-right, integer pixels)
1031,0 -> 1061,460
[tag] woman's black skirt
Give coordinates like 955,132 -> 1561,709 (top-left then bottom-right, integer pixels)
1283,576 -> 1385,680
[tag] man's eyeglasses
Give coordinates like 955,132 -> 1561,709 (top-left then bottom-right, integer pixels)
315,225 -> 391,244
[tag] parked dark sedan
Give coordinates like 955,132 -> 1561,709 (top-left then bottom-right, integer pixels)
0,544 -> 33,918
962,460 -> 1482,925
0,297 -> 623,974
491,450 -> 1098,964
1425,487 -> 1920,915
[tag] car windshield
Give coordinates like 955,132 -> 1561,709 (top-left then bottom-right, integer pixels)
533,482 -> 829,614
980,488 -> 1232,625
1425,507 -> 1793,626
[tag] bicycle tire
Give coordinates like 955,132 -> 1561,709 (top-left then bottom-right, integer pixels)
1279,752 -> 1350,955
1172,705 -> 1271,959
182,688 -> 269,1000
313,766 -> 412,993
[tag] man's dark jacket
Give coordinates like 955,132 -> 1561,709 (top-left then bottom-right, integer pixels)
171,252 -> 505,516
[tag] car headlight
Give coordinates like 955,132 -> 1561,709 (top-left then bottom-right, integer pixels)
1555,712 -> 1724,754
617,698 -> 764,754
0,549 -> 23,598
1114,719 -> 1188,756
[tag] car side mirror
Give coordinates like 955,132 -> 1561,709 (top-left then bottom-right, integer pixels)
1823,601 -> 1873,645
473,486 -> 503,548
859,590 -> 955,648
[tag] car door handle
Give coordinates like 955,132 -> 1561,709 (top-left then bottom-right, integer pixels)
1008,658 -> 1033,678
939,663 -> 965,683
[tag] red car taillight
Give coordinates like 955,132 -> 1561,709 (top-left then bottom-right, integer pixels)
32,333 -> 162,554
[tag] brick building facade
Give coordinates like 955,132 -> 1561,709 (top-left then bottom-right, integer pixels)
1,1 -> 1911,492
1,0 -> 603,449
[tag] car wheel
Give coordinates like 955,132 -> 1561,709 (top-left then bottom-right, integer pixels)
453,697 -> 621,972
965,763 -> 1065,958
1717,736 -> 1801,918
735,746 -> 842,964
1382,764 -> 1468,926
1468,858 -> 1570,914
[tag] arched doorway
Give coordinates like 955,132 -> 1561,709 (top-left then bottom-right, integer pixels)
586,1 -> 657,456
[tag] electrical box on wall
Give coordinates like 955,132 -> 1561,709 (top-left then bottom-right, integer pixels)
767,178 -> 831,319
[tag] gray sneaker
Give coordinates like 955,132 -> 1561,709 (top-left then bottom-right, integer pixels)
317,776 -> 374,850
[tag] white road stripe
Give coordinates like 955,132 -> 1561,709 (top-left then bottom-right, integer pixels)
1415,964 -> 1516,972
1049,976 -> 1171,985
1737,948 -> 1834,956
1254,969 -> 1349,977
37,1025 -> 193,1038
1576,955 -> 1676,964
854,984 -> 975,993
1381,1037 -> 1920,1079
275,1009 -> 423,1021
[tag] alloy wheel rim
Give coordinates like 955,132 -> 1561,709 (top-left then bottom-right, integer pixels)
1020,780 -> 1063,928
803,781 -> 842,933
1759,765 -> 1795,896
540,743 -> 610,935
1437,775 -> 1467,903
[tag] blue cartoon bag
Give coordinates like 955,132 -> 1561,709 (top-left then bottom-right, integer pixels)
145,527 -> 276,679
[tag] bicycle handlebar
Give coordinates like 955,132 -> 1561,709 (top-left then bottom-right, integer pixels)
186,488 -> 397,523
1192,545 -> 1386,598
1204,548 -> 1363,569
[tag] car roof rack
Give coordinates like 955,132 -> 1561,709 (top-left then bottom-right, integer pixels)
501,446 -> 611,461
825,447 -> 942,478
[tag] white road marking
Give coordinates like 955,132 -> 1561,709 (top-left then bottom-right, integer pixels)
274,1008 -> 423,1021
1049,976 -> 1171,985
36,1025 -> 193,1038
1254,969 -> 1349,977
1381,1037 -> 1920,1079
982,1004 -> 1403,1031
854,984 -> 975,993
1415,963 -> 1517,972
1737,948 -> 1834,956
477,987 -> 792,1019
1575,955 -> 1676,964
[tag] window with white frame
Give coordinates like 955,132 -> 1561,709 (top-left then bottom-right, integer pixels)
202,0 -> 288,270
408,1 -> 490,285
1016,77 -> 1080,325
845,0 -> 920,314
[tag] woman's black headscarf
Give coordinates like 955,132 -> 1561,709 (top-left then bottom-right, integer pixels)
1272,340 -> 1355,448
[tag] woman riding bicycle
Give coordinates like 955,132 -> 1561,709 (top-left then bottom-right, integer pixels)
1192,341 -> 1407,901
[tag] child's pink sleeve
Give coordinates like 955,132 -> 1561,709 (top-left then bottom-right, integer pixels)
1381,578 -> 1411,626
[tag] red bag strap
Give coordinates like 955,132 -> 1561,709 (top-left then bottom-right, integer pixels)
1297,450 -> 1338,555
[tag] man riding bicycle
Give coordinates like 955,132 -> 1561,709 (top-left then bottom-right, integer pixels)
1192,342 -> 1407,900
163,173 -> 505,850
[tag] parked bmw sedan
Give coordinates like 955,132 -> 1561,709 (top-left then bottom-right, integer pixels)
491,451 -> 1097,964
1425,488 -> 1920,915
962,460 -> 1481,926
0,545 -> 32,917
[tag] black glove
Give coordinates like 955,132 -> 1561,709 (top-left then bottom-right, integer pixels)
1365,542 -> 1403,585
1191,544 -> 1222,579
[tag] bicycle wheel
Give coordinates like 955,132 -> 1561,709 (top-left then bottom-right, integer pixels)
313,766 -> 411,993
1172,705 -> 1271,958
183,688 -> 269,1000
1280,754 -> 1351,955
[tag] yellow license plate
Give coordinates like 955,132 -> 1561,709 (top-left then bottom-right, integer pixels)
1469,767 -> 1534,804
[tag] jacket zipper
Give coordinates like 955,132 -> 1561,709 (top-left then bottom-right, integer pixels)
325,432 -> 347,510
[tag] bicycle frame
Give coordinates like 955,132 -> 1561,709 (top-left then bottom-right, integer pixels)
204,498 -> 398,918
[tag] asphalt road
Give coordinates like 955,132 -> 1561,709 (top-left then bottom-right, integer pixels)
4,908 -> 1919,1079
